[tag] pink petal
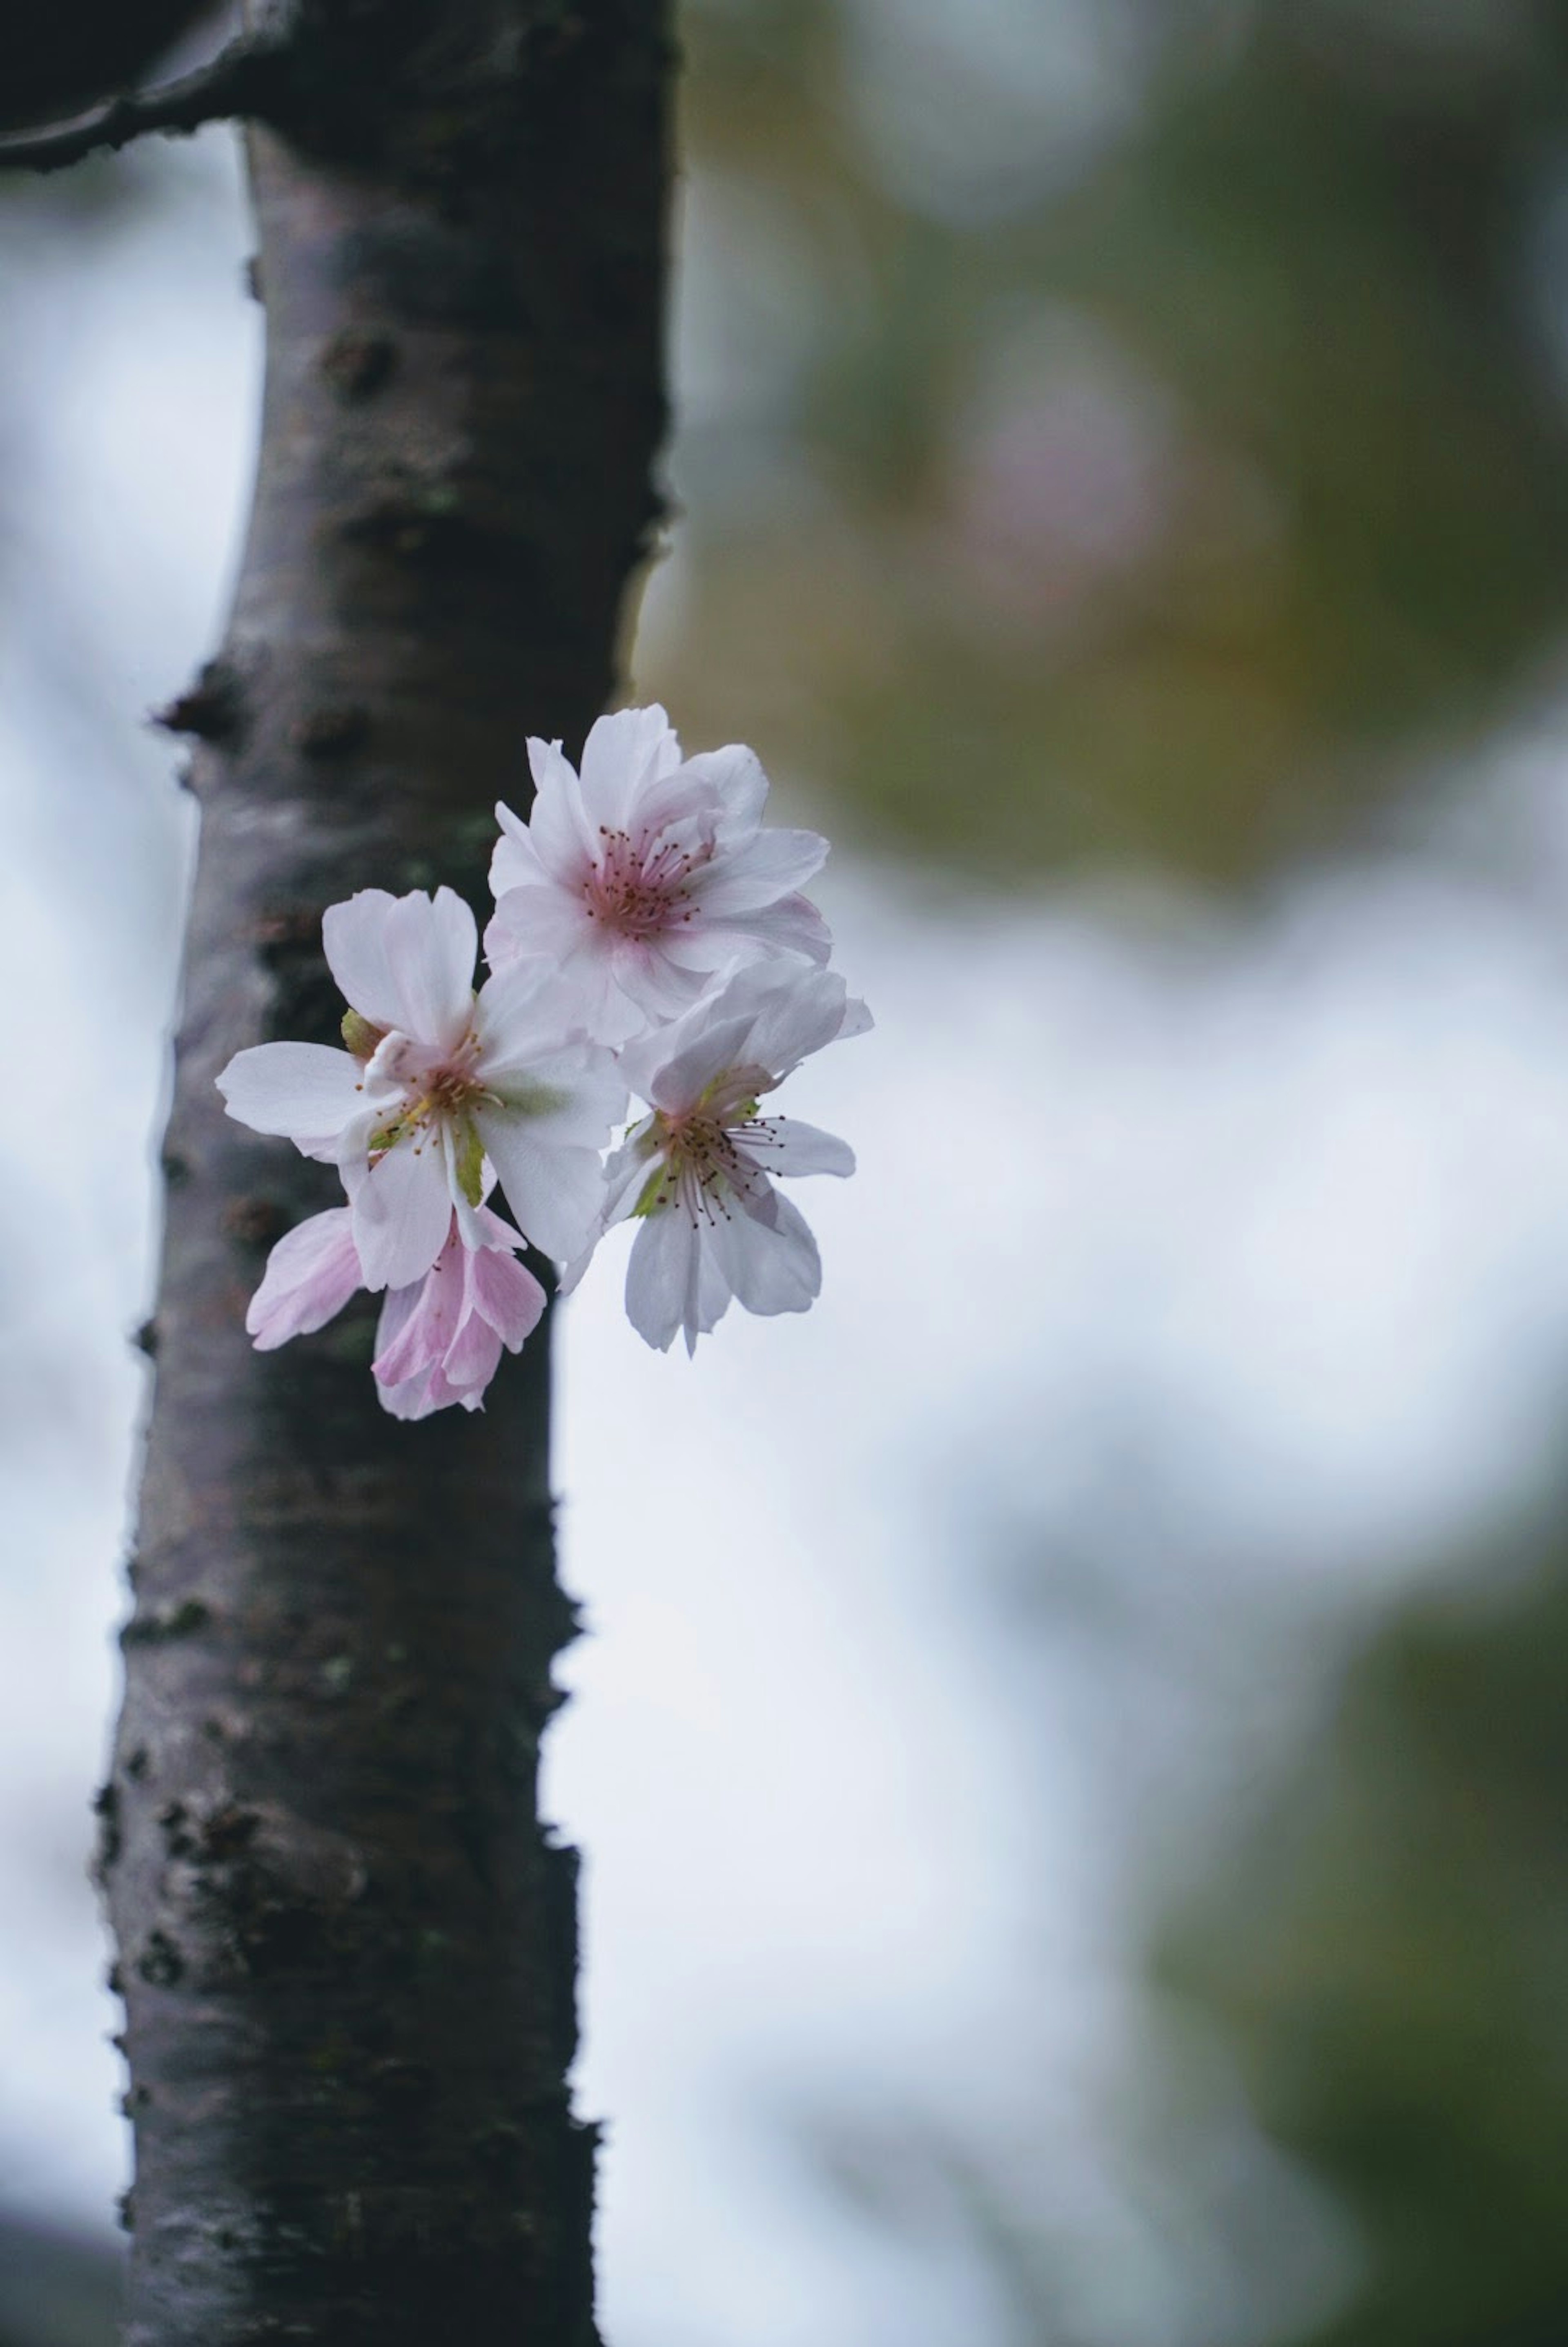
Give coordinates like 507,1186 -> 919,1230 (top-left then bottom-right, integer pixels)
371,1244 -> 463,1384
467,1245 -> 547,1350
442,1290 -> 507,1385
247,1208 -> 363,1348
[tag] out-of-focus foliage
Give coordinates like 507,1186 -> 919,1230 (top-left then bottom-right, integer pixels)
1158,1527 -> 1568,2347
652,0 -> 1568,880
649,6 -> 1568,2341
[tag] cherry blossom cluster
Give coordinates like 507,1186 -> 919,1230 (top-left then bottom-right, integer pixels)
217,706 -> 869,1417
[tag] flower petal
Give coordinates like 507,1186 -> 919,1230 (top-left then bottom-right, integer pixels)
218,1043 -> 363,1150
676,743 -> 769,840
524,736 -> 596,878
658,892 -> 833,975
372,1249 -> 462,1386
740,1118 -> 855,1178
577,703 -> 682,830
618,1007 -> 754,1115
714,1182 -> 822,1317
624,1206 -> 700,1352
483,883 -> 594,977
474,1111 -> 609,1262
375,1361 -> 448,1420
349,1140 -> 455,1290
323,887 -> 477,1049
467,1246 -> 547,1350
442,1295 -> 507,1387
690,827 -> 829,917
490,802 -> 549,901
737,964 -> 855,1075
246,1208 -> 363,1348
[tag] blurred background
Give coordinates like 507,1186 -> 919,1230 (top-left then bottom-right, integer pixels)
7,0 -> 1568,2340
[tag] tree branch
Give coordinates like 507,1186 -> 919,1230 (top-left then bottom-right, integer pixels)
0,28 -> 289,174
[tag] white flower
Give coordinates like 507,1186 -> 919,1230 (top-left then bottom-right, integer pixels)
218,887 -> 625,1288
576,959 -> 869,1354
485,704 -> 832,1046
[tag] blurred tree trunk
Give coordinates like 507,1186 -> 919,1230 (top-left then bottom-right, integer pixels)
89,8 -> 670,2341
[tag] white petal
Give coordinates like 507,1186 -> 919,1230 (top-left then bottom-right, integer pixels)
624,1207 -> 702,1352
321,890 -> 405,1031
691,828 -> 829,917
627,1011 -> 755,1116
677,743 -> 769,839
483,885 -> 594,977
742,1117 -> 855,1178
525,736 -> 596,879
662,894 -> 833,975
382,887 -> 477,1047
475,1113 -> 610,1261
577,703 -> 682,830
601,939 -> 709,1035
489,802 -> 549,901
480,1040 -> 626,1154
349,1140 -> 455,1290
738,964 -> 855,1077
474,955 -> 595,1064
218,1043 -> 363,1149
323,888 -> 477,1049
602,1127 -> 660,1226
715,1183 -> 821,1316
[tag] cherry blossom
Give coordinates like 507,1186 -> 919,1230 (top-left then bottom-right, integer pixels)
218,888 -> 625,1288
575,959 -> 868,1354
374,1210 -> 546,1419
485,705 -> 832,1046
243,1202 -> 543,1418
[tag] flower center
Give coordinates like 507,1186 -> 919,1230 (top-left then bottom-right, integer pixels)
365,1028 -> 488,1159
639,1104 -> 783,1225
582,825 -> 709,939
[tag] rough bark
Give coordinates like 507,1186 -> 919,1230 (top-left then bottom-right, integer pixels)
97,9 -> 670,2340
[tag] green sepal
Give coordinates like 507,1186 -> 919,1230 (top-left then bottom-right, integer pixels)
454,1114 -> 485,1209
341,1009 -> 385,1062
632,1165 -> 670,1218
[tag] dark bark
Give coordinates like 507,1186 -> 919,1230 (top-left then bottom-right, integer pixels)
0,0 -> 216,131
97,8 -> 670,2341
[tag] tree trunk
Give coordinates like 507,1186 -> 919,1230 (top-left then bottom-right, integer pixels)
97,11 -> 670,2339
